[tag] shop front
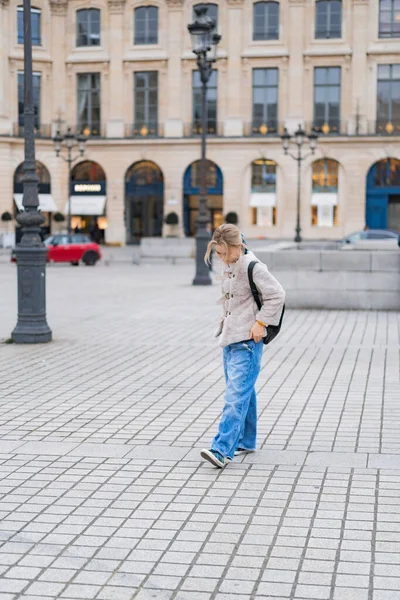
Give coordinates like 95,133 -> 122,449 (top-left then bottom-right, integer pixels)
68,161 -> 107,243
13,161 -> 57,243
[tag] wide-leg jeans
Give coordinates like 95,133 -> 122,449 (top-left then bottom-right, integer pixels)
211,338 -> 263,460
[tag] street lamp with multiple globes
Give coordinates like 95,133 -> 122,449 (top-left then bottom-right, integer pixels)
281,125 -> 318,243
188,6 -> 221,285
53,128 -> 87,235
11,0 -> 52,343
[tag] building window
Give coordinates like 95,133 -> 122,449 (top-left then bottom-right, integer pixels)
76,9 -> 101,47
315,1 -> 342,39
192,70 -> 217,134
376,64 -> 400,135
253,2 -> 279,41
18,71 -> 41,131
134,6 -> 158,45
17,6 -> 41,45
252,68 -> 278,135
77,73 -> 101,137
134,71 -> 158,136
311,159 -> 339,227
250,159 -> 277,226
193,3 -> 218,31
379,0 -> 400,38
313,66 -> 341,134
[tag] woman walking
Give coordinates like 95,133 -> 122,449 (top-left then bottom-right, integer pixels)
201,224 -> 285,468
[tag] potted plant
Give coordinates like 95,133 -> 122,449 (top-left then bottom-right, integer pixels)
165,212 -> 179,226
1,212 -> 13,248
53,212 -> 65,223
225,211 -> 238,225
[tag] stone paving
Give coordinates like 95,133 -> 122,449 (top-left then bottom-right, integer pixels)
0,259 -> 399,600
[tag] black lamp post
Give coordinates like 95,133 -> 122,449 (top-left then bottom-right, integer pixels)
11,0 -> 52,343
53,128 -> 86,235
188,7 -> 221,285
281,125 -> 318,243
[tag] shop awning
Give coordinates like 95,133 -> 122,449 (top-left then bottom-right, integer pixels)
311,193 -> 338,206
14,193 -> 58,212
250,193 -> 276,208
65,196 -> 107,216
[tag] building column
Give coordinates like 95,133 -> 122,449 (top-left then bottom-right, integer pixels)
164,0 -> 184,137
351,0 -> 369,134
106,0 -> 125,138
286,0 -> 306,132
49,1 -> 68,136
0,0 -> 11,134
224,0 -> 245,136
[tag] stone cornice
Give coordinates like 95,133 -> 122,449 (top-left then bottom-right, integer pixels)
0,0 -> 10,6
108,0 -> 126,14
49,0 -> 68,16
226,0 -> 245,6
166,0 -> 184,7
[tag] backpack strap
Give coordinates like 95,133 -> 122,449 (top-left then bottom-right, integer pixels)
248,261 -> 262,311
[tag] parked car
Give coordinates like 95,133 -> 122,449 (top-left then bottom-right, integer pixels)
11,234 -> 101,265
338,230 -> 399,250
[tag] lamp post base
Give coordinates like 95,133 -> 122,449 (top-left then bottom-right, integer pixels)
192,226 -> 212,286
294,228 -> 302,243
11,245 -> 52,344
193,273 -> 212,286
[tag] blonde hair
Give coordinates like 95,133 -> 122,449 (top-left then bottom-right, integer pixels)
204,223 -> 245,265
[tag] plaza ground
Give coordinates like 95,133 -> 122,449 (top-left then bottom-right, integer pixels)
0,260 -> 399,600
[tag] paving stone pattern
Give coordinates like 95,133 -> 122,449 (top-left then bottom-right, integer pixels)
0,261 -> 399,600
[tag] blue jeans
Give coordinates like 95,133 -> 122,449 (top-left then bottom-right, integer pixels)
211,339 -> 263,460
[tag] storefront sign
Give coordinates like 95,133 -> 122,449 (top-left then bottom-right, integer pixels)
74,184 -> 102,193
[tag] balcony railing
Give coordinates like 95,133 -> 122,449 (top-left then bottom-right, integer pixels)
10,118 -> 400,142
307,119 -> 400,137
75,123 -> 105,138
373,120 -> 400,136
13,123 -> 52,138
184,121 -> 223,137
125,122 -> 163,138
244,121 -> 282,137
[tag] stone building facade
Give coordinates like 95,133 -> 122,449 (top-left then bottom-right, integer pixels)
0,0 -> 399,244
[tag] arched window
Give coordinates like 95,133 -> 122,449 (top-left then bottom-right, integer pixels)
379,0 -> 400,38
17,5 -> 41,45
374,158 -> 400,187
76,9 -> 101,47
315,1 -> 341,39
134,6 -> 158,45
193,3 -> 218,32
71,161 -> 106,182
311,159 -> 339,227
253,2 -> 279,41
250,159 -> 277,226
312,158 -> 338,192
14,161 -> 50,193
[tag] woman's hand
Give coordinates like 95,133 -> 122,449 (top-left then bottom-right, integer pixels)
249,321 -> 265,343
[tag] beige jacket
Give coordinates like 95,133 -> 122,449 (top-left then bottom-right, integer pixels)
215,250 -> 285,348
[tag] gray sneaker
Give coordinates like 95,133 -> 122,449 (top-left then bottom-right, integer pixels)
200,449 -> 227,468
234,448 -> 255,457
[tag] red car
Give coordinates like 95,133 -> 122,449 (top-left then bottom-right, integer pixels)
45,234 -> 101,265
12,234 -> 101,266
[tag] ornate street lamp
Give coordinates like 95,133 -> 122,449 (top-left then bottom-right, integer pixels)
188,7 -> 221,285
11,0 -> 52,343
53,128 -> 86,235
281,125 -> 318,243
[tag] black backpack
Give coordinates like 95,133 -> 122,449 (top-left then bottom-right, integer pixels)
248,261 -> 285,345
